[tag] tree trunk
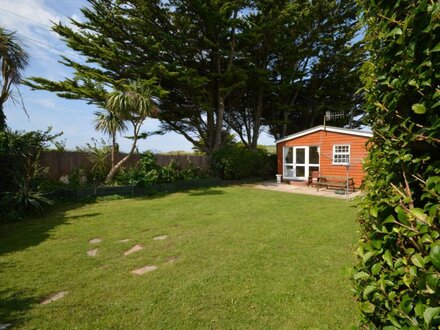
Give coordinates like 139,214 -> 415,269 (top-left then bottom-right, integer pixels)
213,94 -> 225,152
251,87 -> 264,150
105,124 -> 139,184
0,104 -> 6,131
111,133 -> 116,168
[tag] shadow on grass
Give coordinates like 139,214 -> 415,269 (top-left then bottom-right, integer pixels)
0,289 -> 38,328
189,189 -> 225,196
64,212 -> 100,220
0,202 -> 100,257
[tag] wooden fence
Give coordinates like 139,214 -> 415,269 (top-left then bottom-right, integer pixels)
40,151 -> 209,180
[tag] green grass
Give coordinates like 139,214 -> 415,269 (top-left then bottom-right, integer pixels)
0,186 -> 359,329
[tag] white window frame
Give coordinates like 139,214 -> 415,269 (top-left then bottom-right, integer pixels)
283,146 -> 320,179
332,144 -> 350,165
283,147 -> 295,179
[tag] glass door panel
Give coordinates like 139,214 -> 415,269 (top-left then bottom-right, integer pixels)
295,166 -> 305,177
309,146 -> 320,165
295,148 -> 305,164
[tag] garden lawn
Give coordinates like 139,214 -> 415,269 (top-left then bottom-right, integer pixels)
0,186 -> 359,329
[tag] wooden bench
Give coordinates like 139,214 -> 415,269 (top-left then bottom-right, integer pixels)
316,176 -> 355,193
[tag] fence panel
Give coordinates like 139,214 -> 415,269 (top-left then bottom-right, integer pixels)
40,151 -> 209,180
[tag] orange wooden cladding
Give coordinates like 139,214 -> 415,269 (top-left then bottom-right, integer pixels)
277,130 -> 370,188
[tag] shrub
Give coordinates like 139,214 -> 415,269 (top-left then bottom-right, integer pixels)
211,145 -> 273,180
354,1 -> 440,327
0,129 -> 58,221
76,138 -> 110,184
115,151 -> 206,186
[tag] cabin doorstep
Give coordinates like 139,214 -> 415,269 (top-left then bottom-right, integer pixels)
276,125 -> 373,189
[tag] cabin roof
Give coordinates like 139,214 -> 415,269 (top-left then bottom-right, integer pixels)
275,125 -> 373,144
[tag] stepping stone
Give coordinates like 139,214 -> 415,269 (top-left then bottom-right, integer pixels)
124,244 -> 144,256
117,239 -> 130,243
40,291 -> 68,305
166,256 -> 177,264
0,324 -> 11,330
87,248 -> 98,257
89,238 -> 102,244
153,235 -> 168,241
131,265 -> 157,275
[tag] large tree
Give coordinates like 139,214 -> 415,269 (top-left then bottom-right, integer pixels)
26,0 -> 362,153
27,0 -> 247,155
0,27 -> 29,131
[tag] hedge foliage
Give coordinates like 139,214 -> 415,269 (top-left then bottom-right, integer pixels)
354,1 -> 440,328
211,145 -> 276,180
115,151 -> 207,186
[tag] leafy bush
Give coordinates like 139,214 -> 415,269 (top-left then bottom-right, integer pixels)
115,151 -> 207,186
0,129 -> 58,221
211,145 -> 274,180
76,138 -> 110,184
354,1 -> 440,327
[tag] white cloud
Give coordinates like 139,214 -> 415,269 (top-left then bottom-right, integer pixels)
0,0 -> 84,80
33,97 -> 56,109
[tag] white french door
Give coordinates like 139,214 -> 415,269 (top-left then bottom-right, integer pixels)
283,146 -> 320,180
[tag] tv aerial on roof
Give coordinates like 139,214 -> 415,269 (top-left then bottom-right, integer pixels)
324,111 -> 346,128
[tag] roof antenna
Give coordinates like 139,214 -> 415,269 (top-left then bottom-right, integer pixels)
324,111 -> 331,130
324,111 -> 345,130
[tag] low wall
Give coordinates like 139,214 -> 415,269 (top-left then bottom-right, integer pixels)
40,151 -> 209,180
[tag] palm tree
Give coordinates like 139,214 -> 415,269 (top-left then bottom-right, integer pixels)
93,108 -> 127,169
0,27 -> 29,130
104,80 -> 154,183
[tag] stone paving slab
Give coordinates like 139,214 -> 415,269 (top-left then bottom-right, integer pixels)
132,265 -> 157,275
89,238 -> 102,244
87,248 -> 98,257
124,244 -> 144,256
251,181 -> 361,200
153,235 -> 168,241
40,291 -> 68,305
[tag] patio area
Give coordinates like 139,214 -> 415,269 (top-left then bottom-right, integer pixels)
252,181 -> 362,200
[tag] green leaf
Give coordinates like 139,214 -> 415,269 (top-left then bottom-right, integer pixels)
387,27 -> 403,37
411,103 -> 426,114
429,243 -> 440,269
387,314 -> 401,328
431,42 -> 440,52
354,272 -> 370,280
410,208 -> 427,222
411,253 -> 425,268
424,307 -> 440,327
399,295 -> 413,314
415,302 -> 425,317
408,79 -> 418,87
372,263 -> 382,275
363,251 -> 376,264
383,250 -> 393,267
361,302 -> 375,314
363,285 -> 378,299
403,273 -> 413,287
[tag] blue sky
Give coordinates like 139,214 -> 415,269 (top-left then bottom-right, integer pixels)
0,0 -> 275,152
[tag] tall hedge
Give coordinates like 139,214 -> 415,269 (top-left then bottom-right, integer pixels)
354,1 -> 440,328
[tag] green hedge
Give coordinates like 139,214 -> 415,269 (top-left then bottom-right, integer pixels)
354,1 -> 440,328
211,145 -> 276,180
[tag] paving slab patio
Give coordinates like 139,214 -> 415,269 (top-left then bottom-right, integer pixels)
251,181 -> 361,200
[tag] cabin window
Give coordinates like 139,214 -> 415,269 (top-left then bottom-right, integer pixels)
283,146 -> 320,179
333,145 -> 350,165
